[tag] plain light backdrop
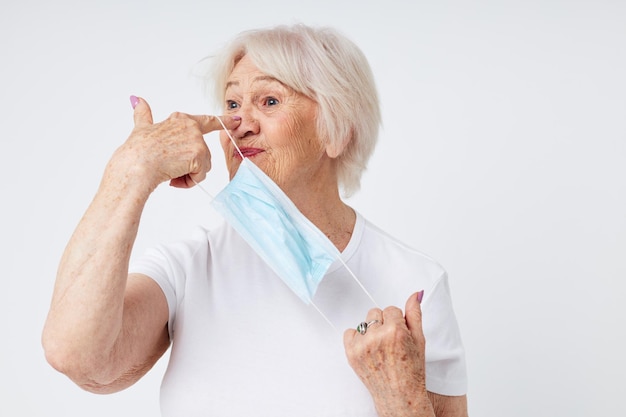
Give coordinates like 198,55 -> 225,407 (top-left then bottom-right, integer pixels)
1,1 -> 625,416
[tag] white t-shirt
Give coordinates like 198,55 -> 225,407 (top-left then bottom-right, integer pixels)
130,212 -> 467,417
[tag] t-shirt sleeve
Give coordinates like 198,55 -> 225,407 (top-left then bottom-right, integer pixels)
422,272 -> 468,396
129,228 -> 208,341
129,246 -> 179,341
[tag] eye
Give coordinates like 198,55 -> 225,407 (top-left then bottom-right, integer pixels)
264,97 -> 279,107
226,100 -> 239,110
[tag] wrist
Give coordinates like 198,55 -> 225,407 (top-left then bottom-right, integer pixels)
103,145 -> 162,198
372,389 -> 434,417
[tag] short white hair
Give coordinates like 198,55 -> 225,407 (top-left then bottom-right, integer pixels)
207,24 -> 381,197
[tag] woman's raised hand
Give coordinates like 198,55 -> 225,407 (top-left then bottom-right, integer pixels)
113,96 -> 241,191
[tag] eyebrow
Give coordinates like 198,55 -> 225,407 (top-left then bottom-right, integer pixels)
225,75 -> 287,91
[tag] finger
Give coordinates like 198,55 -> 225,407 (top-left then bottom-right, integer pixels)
187,114 -> 241,134
170,174 -> 204,189
342,328 -> 363,369
405,290 -> 425,340
169,166 -> 209,189
131,96 -> 154,126
359,307 -> 383,333
381,305 -> 404,323
343,328 -> 357,349
169,148 -> 212,189
365,307 -> 383,323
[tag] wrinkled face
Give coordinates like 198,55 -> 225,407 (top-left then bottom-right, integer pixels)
220,55 -> 327,192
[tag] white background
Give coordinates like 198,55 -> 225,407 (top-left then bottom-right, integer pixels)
1,1 -> 625,416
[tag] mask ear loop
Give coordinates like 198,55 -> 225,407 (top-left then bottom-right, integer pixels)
336,258 -> 379,308
217,117 -> 245,159
193,118 -> 377,332
190,117 -> 244,198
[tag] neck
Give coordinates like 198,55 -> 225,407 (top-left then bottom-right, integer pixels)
289,182 -> 356,253
277,155 -> 356,252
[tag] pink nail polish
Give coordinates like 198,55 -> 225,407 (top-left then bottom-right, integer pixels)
232,115 -> 241,121
417,290 -> 425,303
130,95 -> 139,109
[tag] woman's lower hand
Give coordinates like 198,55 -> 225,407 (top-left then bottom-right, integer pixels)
111,96 -> 241,192
343,291 -> 435,417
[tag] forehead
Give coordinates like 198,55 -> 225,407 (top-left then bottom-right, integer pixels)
226,56 -> 283,88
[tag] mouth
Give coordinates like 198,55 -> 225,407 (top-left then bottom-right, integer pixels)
235,147 -> 264,159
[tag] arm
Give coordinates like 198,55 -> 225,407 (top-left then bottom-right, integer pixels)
428,393 -> 468,417
343,292 -> 468,417
41,97 -> 240,393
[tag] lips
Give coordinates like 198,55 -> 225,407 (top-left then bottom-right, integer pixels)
236,147 -> 264,158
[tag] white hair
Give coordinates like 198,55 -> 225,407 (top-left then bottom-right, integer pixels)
207,24 -> 381,197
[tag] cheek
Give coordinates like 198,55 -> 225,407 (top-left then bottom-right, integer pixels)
220,132 -> 235,161
283,112 -> 323,154
278,129 -> 320,162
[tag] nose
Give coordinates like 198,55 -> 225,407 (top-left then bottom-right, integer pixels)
232,105 -> 260,139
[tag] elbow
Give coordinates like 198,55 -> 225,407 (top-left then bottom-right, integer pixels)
41,327 -> 118,394
42,321 -> 78,375
42,332 -> 79,379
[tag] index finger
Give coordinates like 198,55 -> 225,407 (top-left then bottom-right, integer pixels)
188,115 -> 241,134
343,328 -> 358,348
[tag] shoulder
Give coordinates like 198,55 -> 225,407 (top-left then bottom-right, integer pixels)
134,222 -> 241,264
357,213 -> 447,278
335,212 -> 448,309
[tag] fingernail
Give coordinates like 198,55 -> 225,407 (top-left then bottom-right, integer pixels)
130,95 -> 139,109
417,290 -> 425,303
231,115 -> 241,121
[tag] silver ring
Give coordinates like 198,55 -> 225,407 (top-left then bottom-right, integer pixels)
357,319 -> 380,335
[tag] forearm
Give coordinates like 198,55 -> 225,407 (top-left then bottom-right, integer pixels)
371,386 -> 435,417
373,392 -> 467,417
42,155 -> 154,380
427,393 -> 468,417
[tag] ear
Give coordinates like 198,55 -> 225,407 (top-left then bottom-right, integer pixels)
325,128 -> 353,158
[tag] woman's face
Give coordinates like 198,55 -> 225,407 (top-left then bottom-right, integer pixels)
220,55 -> 328,193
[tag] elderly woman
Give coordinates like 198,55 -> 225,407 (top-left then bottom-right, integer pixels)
42,24 -> 468,416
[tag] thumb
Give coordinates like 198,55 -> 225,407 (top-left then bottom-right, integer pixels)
405,290 -> 425,340
130,95 -> 153,126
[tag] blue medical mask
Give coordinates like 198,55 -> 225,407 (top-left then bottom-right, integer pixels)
211,158 -> 340,304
